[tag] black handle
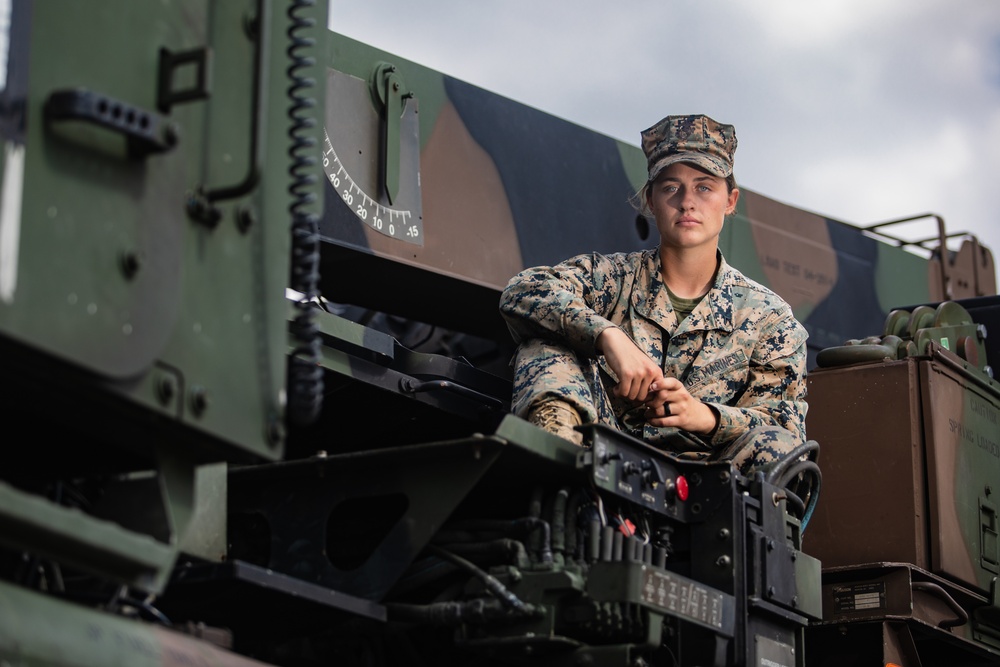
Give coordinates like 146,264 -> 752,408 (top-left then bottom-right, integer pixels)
44,89 -> 178,158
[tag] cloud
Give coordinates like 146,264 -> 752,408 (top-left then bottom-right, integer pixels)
329,0 -> 1000,266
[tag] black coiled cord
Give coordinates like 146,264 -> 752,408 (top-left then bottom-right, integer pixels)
286,0 -> 323,426
765,440 -> 822,531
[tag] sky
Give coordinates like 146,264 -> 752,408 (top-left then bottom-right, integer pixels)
328,0 -> 1000,276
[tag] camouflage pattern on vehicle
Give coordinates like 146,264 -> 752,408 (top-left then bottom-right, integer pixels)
320,33 -> 995,363
0,6 -> 998,667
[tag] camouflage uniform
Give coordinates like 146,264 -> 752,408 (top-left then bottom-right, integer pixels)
499,248 -> 808,472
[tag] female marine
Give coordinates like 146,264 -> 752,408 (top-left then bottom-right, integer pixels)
499,115 -> 807,472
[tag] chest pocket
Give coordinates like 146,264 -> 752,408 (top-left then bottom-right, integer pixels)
685,349 -> 749,393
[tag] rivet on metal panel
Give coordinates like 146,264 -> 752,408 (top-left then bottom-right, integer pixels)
236,206 -> 256,234
119,250 -> 142,279
156,374 -> 177,406
190,386 -> 210,416
187,192 -> 222,228
266,413 -> 284,447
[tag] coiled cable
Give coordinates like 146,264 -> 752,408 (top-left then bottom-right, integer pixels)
766,440 -> 822,531
286,0 -> 323,425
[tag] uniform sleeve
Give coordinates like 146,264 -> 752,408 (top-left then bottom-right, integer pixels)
499,253 -> 627,356
704,307 -> 809,446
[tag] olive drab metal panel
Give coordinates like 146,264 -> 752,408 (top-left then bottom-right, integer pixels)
0,0 -> 323,462
1,5 -> 999,667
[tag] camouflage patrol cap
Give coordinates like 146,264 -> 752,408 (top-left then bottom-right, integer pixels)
641,114 -> 737,182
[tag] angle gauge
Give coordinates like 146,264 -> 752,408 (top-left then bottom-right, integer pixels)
321,63 -> 422,245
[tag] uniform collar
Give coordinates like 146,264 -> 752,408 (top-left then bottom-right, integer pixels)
632,249 -> 736,335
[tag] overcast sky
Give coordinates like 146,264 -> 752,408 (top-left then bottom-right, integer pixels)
329,0 -> 1000,276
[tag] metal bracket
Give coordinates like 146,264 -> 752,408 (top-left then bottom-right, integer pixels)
188,0 -> 269,225
973,576 -> 1000,648
982,498 -> 1000,574
369,61 -> 410,205
157,46 -> 212,112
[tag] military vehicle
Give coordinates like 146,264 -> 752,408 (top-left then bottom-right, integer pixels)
0,1 -> 997,666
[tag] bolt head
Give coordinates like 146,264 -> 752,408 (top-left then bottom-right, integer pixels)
156,376 -> 176,405
120,250 -> 142,279
190,387 -> 209,416
236,207 -> 256,233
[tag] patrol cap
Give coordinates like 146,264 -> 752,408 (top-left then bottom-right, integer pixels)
640,114 -> 737,182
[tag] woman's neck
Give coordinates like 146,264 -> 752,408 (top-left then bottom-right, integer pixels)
659,244 -> 719,299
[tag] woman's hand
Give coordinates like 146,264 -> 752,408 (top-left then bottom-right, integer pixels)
643,377 -> 719,434
596,327 -> 664,402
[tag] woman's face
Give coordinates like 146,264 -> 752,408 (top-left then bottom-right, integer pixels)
647,162 -> 739,252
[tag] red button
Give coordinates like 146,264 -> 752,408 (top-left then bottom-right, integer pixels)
676,475 -> 689,501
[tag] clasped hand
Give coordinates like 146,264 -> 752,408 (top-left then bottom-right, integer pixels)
597,327 -> 718,435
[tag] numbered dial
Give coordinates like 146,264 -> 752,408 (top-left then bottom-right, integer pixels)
322,129 -> 421,243
322,67 -> 423,246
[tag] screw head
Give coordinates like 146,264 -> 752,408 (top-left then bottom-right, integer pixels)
120,250 -> 142,279
156,375 -> 176,405
236,206 -> 256,234
266,415 -> 284,447
190,386 -> 209,416
163,122 -> 179,148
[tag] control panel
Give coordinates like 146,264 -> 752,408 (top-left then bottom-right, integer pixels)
578,424 -> 733,522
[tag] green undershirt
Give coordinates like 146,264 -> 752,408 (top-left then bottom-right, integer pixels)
665,286 -> 704,326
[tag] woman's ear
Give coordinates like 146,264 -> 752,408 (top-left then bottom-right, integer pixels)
726,188 -> 740,215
